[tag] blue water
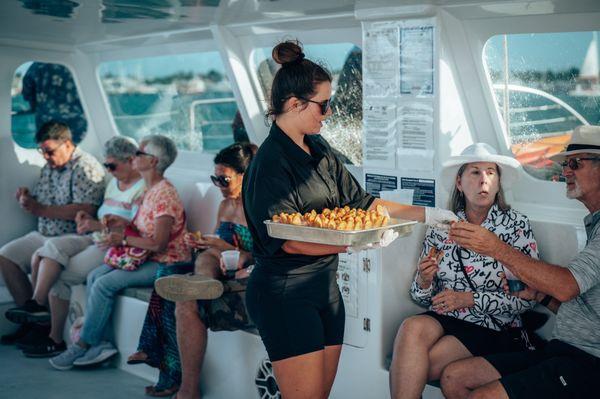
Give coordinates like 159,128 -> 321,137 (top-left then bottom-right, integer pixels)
499,90 -> 600,140
12,92 -> 238,151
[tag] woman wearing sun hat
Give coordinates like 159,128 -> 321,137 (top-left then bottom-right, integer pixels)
389,143 -> 541,399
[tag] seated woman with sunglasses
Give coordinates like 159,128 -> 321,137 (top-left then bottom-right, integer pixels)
50,135 -> 191,379
156,141 -> 258,300
389,143 -> 540,399
13,136 -> 144,358
123,142 -> 256,398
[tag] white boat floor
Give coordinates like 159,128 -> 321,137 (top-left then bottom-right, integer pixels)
0,344 -> 152,399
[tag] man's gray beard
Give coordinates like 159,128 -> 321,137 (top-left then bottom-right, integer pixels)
566,181 -> 582,199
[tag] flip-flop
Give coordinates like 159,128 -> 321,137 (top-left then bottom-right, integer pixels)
127,351 -> 150,365
145,384 -> 179,397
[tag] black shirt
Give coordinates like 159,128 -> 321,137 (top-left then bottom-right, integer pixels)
242,122 -> 375,275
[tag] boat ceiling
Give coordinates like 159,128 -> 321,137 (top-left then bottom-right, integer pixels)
0,0 -> 358,48
1,0 -> 599,50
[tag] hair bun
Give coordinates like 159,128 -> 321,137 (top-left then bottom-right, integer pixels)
272,40 -> 304,65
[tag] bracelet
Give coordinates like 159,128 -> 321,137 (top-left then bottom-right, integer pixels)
540,294 -> 552,307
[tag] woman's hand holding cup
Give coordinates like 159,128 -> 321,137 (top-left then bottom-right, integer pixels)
220,250 -> 240,277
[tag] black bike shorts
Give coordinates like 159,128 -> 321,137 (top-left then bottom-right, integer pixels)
245,268 -> 345,362
484,339 -> 600,399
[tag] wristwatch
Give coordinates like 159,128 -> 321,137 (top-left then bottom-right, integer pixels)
540,294 -> 552,307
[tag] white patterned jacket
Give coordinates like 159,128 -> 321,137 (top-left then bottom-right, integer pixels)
410,204 -> 538,330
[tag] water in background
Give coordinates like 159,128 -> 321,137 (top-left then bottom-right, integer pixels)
12,91 -> 238,151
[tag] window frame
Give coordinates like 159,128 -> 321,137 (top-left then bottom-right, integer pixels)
459,13 -> 600,220
94,39 -> 236,170
11,60 -> 90,149
244,28 -> 363,165
247,27 -> 363,114
242,26 -> 362,140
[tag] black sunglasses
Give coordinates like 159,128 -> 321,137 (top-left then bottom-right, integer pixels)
297,96 -> 331,115
103,162 -> 118,172
561,157 -> 600,170
135,150 -> 155,157
210,175 -> 232,188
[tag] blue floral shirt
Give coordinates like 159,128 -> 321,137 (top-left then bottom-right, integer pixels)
22,62 -> 87,142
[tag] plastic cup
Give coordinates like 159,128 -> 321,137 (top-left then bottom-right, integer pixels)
221,250 -> 240,271
504,268 -> 525,293
507,279 -> 526,292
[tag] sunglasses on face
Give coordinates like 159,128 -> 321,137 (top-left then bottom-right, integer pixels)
210,175 -> 232,188
37,141 -> 66,157
561,157 -> 600,170
103,162 -> 118,172
298,96 -> 331,115
135,150 -> 154,158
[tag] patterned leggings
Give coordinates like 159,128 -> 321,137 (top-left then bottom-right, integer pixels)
137,262 -> 193,389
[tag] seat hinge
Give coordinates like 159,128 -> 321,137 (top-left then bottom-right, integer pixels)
362,257 -> 371,273
363,317 -> 371,331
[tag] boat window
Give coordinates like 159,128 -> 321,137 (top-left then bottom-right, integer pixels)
253,43 -> 362,165
11,62 -> 88,148
98,52 -> 246,153
483,32 -> 600,181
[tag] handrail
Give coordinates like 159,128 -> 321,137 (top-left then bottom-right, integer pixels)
189,97 -> 236,152
492,83 -> 589,126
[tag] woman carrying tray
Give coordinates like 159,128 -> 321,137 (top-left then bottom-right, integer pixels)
242,39 -> 457,399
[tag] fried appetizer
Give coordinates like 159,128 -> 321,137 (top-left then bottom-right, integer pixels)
271,206 -> 390,231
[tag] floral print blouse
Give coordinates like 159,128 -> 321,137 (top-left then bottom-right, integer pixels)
134,179 -> 190,265
410,204 -> 539,330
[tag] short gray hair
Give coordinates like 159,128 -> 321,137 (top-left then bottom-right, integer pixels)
103,136 -> 138,162
139,135 -> 178,174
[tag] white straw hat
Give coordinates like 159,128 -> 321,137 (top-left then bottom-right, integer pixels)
440,143 -> 521,192
549,125 -> 600,163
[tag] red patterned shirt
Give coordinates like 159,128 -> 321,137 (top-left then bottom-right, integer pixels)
134,179 -> 190,264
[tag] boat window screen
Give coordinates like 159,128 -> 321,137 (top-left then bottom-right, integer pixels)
12,62 -> 88,148
253,43 -> 362,165
483,31 -> 600,181
98,52 -> 246,153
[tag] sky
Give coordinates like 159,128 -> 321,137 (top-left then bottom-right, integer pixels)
485,31 -> 597,72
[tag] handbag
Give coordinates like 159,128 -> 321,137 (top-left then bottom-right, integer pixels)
104,210 -> 187,271
456,246 -> 537,351
104,223 -> 150,271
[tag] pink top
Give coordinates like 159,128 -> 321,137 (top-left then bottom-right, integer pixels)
134,179 -> 190,264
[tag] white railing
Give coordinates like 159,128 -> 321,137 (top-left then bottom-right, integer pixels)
189,97 -> 236,152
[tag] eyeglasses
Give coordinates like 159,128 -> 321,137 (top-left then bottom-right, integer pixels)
37,141 -> 66,156
210,175 -> 232,188
560,157 -> 600,170
103,162 -> 118,172
297,96 -> 331,115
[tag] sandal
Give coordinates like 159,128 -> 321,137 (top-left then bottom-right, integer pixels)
145,384 -> 179,397
127,351 -> 150,365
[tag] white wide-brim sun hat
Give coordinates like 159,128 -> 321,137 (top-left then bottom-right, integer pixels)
549,125 -> 600,163
440,143 -> 522,193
